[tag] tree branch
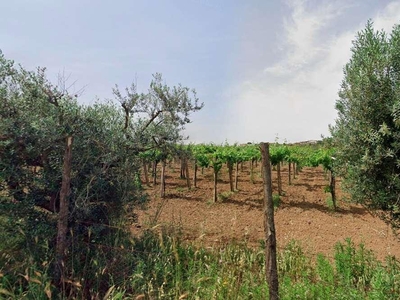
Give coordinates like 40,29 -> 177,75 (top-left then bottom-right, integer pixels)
141,110 -> 163,132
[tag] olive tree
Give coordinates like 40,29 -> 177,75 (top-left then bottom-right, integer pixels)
0,51 -> 203,296
0,54 -> 144,292
331,21 -> 400,211
113,73 -> 203,197
113,73 -> 203,150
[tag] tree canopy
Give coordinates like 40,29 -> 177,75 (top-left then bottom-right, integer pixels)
331,21 -> 400,210
0,50 -> 203,296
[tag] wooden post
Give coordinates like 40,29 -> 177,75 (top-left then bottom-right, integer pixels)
185,158 -> 191,190
180,158 -> 185,179
250,159 -> 254,184
55,136 -> 73,288
288,161 -> 292,185
330,170 -> 336,210
143,159 -> 150,186
260,143 -> 279,300
277,163 -> 282,196
234,162 -> 239,191
293,162 -> 296,179
160,160 -> 166,198
153,161 -> 158,185
193,159 -> 198,188
228,162 -> 234,192
213,169 -> 218,203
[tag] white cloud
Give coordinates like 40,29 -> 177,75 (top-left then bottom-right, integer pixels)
375,1 -> 400,33
224,0 -> 400,144
264,0 -> 346,75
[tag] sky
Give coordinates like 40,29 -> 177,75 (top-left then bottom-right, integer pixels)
1,0 -> 400,144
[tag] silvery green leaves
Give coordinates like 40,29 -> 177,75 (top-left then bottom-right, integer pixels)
113,73 -> 203,149
330,21 -> 400,209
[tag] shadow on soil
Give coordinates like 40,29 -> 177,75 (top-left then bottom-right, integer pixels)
295,182 -> 327,192
165,193 -> 205,203
283,199 -> 369,216
218,188 -> 368,217
221,197 -> 263,209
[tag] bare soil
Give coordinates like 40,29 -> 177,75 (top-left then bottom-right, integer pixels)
132,162 -> 400,261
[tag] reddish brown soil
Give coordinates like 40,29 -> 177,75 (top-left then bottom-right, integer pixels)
132,162 -> 400,261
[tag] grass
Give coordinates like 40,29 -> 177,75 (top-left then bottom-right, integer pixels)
273,193 -> 281,209
175,186 -> 187,193
2,224 -> 400,299
2,186 -> 400,300
324,185 -> 336,210
219,191 -> 234,202
1,189 -> 399,299
326,196 -> 336,210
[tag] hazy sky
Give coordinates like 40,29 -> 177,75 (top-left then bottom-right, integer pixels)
1,0 -> 400,143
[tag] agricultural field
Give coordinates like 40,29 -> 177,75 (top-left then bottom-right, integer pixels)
133,153 -> 400,262
3,17 -> 400,298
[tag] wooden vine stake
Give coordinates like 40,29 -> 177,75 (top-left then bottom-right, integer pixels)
193,159 -> 198,188
143,159 -> 150,186
260,142 -> 279,300
160,160 -> 166,198
55,136 -> 73,289
185,158 -> 191,190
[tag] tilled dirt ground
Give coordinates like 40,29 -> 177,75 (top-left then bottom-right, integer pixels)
132,162 -> 400,261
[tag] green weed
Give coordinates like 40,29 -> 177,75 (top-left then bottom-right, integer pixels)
326,196 -> 335,210
175,187 -> 186,193
273,193 -> 281,209
219,191 -> 233,202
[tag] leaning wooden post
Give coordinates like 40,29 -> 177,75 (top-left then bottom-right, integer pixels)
260,142 -> 279,300
55,136 -> 73,289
